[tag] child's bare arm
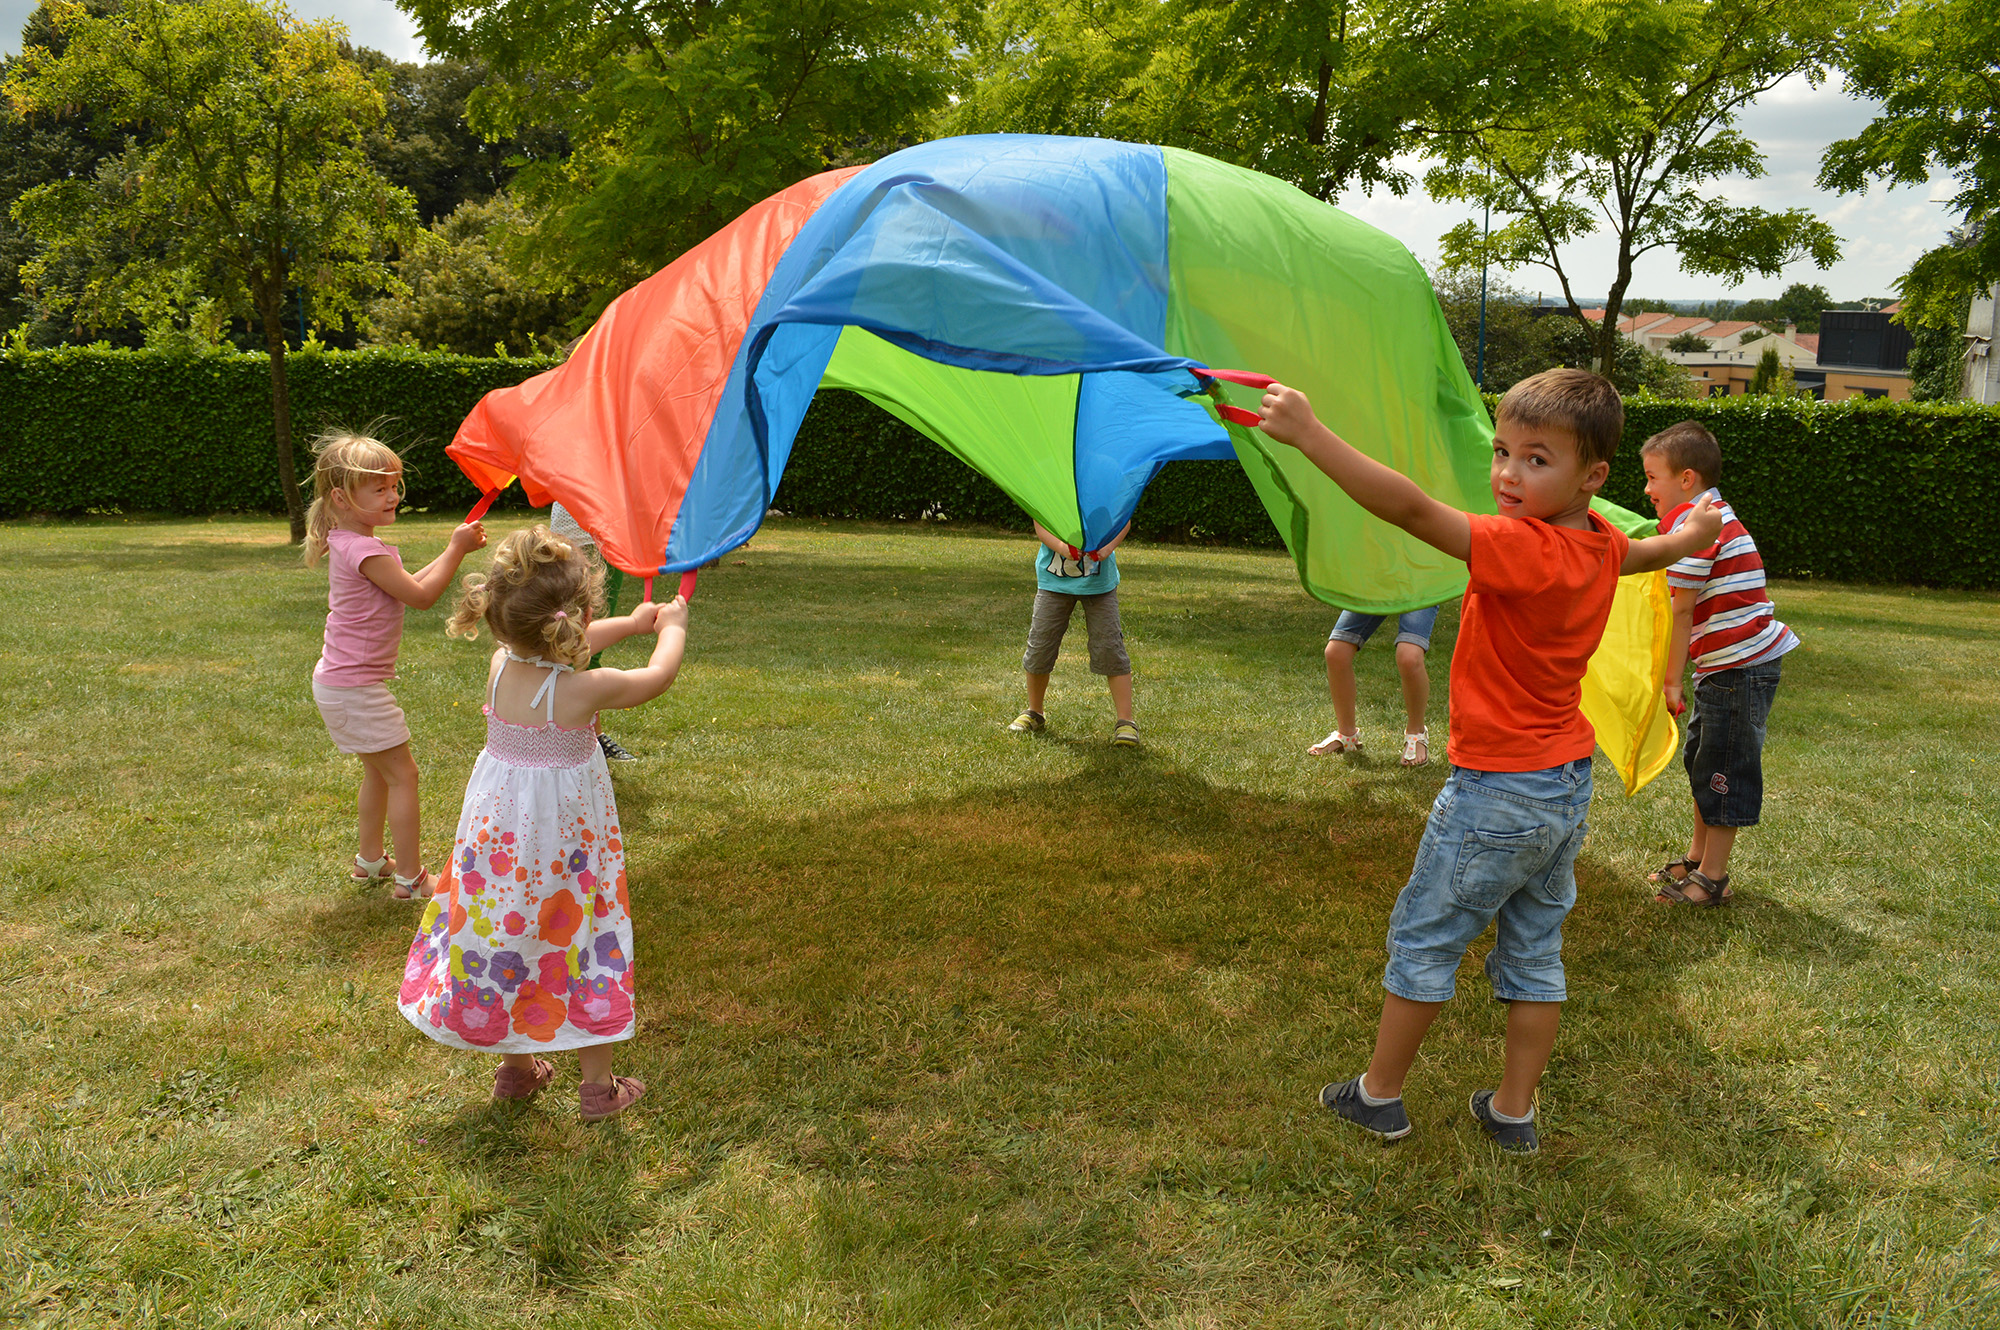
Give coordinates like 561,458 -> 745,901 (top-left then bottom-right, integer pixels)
1663,589 -> 1695,712
1258,384 -> 1471,562
1031,521 -> 1077,556
362,522 -> 487,609
1087,521 -> 1133,558
570,599 -> 688,711
1621,497 -> 1721,574
586,602 -> 659,650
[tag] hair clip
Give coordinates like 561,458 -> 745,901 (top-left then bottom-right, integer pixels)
553,610 -> 568,620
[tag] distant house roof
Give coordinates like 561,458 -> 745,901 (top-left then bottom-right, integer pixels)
1792,333 -> 1820,354
1702,321 -> 1759,339
1643,317 -> 1710,338
1582,308 -> 1606,322
1881,301 -> 1901,315
1622,312 -> 1675,333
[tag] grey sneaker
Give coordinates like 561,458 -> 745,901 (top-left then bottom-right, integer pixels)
599,734 -> 638,762
1319,1077 -> 1411,1140
1469,1090 -> 1540,1153
1007,710 -> 1046,733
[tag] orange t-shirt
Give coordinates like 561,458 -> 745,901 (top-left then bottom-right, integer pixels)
1447,511 -> 1630,772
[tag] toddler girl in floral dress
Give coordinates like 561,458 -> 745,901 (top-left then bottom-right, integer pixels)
397,525 -> 688,1121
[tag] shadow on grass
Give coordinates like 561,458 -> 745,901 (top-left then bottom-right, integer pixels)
304,753 -> 1886,1311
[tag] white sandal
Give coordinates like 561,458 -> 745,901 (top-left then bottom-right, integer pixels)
1400,731 -> 1430,767
352,853 -> 391,881
392,867 -> 433,901
1309,730 -> 1361,755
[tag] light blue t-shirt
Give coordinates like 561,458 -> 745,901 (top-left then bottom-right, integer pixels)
1035,543 -> 1119,595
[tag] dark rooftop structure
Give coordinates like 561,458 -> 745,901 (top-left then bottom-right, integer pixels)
1816,309 -> 1912,372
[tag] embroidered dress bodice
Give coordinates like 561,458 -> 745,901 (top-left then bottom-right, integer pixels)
483,650 -> 598,768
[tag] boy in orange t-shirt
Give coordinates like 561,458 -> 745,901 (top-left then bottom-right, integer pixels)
1258,368 -> 1720,1152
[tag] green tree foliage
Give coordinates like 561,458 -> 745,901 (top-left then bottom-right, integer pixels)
1771,282 -> 1833,332
402,0 -> 960,309
1821,0 -> 1997,329
1666,331 -> 1712,353
949,0 -> 1600,205
1907,286 -> 1974,400
1428,267 -> 1564,392
366,194 -> 586,356
1747,341 -> 1795,395
0,0 -> 130,343
1430,0 -> 1846,374
6,0 -> 423,540
349,49 -> 566,225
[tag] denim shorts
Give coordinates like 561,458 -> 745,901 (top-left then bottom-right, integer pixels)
1383,759 -> 1593,1004
1329,604 -> 1439,653
1684,657 -> 1782,827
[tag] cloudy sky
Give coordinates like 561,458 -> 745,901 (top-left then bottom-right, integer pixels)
5,0 -> 1954,303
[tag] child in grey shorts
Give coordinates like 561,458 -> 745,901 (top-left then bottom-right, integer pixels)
1007,520 -> 1139,746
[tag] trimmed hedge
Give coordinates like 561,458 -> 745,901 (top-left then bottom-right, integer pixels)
5,348 -> 1999,586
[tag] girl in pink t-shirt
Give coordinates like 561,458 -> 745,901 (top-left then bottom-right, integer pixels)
305,430 -> 487,899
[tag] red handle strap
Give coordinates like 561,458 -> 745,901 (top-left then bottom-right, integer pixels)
1194,367 -> 1276,389
464,491 -> 498,522
1190,367 -> 1272,427
640,570 -> 698,604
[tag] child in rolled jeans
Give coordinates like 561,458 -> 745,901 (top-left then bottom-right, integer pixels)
1258,368 -> 1720,1152
1309,605 -> 1442,766
1640,421 -> 1798,906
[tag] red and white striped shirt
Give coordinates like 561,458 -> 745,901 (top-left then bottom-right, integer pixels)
1662,489 -> 1799,675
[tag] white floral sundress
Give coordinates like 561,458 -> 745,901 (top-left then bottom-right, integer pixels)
398,652 -> 635,1051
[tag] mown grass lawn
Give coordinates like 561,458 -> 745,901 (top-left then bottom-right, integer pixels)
3,512 -> 1998,1328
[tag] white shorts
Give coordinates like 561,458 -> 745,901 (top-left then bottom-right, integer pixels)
312,680 -> 411,755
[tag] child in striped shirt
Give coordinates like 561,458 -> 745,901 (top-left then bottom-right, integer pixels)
1640,421 -> 1799,906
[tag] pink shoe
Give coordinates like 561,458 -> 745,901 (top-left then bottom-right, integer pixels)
492,1057 -> 555,1101
579,1075 -> 646,1122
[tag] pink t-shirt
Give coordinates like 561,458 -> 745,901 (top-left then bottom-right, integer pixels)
314,529 -> 405,686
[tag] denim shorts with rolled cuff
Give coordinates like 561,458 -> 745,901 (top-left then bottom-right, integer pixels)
1382,758 -> 1593,1005
1684,657 -> 1781,828
1328,604 -> 1439,653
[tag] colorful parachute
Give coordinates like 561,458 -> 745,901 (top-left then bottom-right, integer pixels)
446,134 -> 1676,792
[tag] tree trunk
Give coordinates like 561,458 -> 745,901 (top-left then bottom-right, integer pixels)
1598,267 -> 1634,379
262,291 -> 304,542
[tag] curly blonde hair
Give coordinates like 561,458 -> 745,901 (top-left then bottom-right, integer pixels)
446,525 -> 605,666
303,428 -> 405,567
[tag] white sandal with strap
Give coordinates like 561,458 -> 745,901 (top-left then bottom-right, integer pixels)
1309,730 -> 1361,755
352,853 -> 391,881
1400,730 -> 1430,767
393,867 -> 432,901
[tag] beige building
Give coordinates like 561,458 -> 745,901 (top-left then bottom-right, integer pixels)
1587,307 -> 1912,401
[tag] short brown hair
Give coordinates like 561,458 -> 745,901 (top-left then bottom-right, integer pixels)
1494,368 -> 1623,470
1640,420 -> 1721,489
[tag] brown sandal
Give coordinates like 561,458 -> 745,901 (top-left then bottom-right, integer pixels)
1656,868 -> 1731,906
493,1057 -> 556,1101
579,1075 -> 646,1122
1647,856 -> 1696,886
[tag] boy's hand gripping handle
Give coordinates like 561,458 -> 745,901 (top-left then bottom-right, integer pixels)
1192,367 -> 1275,427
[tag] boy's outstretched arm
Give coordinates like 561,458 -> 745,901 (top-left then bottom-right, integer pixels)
1258,385 -> 1471,562
1621,497 -> 1722,574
